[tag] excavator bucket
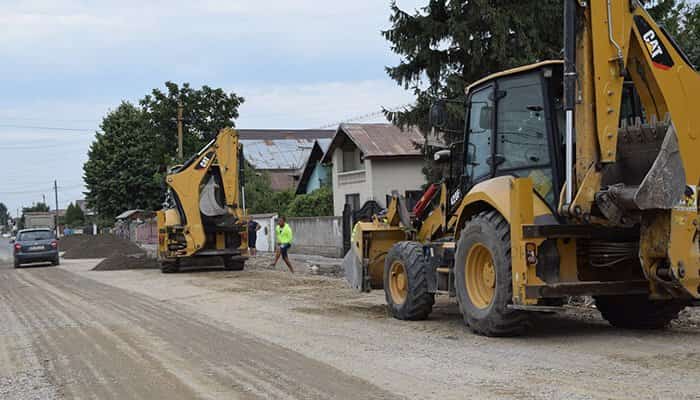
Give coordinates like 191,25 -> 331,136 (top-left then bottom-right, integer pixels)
199,176 -> 228,217
343,249 -> 368,292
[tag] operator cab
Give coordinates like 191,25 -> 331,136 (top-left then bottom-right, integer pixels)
432,60 -> 649,217
449,61 -> 566,212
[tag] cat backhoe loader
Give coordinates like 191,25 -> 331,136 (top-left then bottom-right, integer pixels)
347,0 -> 700,336
157,128 -> 248,273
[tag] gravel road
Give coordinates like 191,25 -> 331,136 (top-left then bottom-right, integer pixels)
2,256 -> 700,400
0,261 -> 397,399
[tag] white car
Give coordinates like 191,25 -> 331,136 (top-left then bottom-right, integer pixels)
1,233 -> 10,238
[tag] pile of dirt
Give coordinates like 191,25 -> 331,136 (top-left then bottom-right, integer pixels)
62,234 -> 145,259
92,254 -> 159,271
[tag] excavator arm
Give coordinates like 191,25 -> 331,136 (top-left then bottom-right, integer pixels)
565,0 -> 700,299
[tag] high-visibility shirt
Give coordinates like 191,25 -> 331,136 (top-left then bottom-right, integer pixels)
276,223 -> 293,244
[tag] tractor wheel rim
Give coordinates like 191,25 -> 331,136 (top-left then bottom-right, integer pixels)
466,244 -> 496,309
389,261 -> 408,305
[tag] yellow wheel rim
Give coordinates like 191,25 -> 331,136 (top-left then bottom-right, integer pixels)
389,261 -> 408,305
465,244 -> 496,309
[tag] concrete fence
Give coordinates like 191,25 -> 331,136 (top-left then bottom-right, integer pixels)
114,213 -> 344,258
285,216 -> 344,258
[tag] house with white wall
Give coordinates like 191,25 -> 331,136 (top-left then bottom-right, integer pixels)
321,123 -> 427,216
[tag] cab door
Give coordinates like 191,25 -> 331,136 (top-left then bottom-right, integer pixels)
493,71 -> 560,209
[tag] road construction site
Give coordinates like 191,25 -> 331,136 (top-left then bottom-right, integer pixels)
1,236 -> 699,400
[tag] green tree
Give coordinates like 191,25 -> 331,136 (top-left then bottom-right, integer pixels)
646,0 -> 700,67
83,102 -> 163,220
243,163 -> 275,215
140,82 -> 245,163
383,0 -> 563,135
63,202 -> 86,228
242,163 -> 300,216
286,186 -> 334,217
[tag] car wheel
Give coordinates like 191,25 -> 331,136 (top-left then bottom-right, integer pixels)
52,257 -> 60,266
14,259 -> 21,269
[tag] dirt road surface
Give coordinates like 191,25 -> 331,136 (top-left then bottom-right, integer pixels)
1,255 -> 700,400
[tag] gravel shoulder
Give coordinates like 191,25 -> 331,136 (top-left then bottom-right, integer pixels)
64,255 -> 700,400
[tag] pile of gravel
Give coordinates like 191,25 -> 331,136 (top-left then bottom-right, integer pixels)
92,254 -> 160,271
62,234 -> 145,259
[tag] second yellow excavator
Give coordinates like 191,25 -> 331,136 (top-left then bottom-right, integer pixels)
157,128 -> 249,273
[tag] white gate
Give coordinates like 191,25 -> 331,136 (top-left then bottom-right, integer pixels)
250,214 -> 277,252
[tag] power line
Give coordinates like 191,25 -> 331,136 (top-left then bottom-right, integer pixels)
0,116 -> 99,124
0,123 -> 97,133
0,142 -> 90,150
0,180 -> 84,194
316,103 -> 413,129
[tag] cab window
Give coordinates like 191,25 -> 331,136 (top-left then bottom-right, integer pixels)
496,72 -> 550,170
495,72 -> 556,206
465,86 -> 493,182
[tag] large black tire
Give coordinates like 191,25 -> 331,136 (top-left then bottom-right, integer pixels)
455,210 -> 532,337
13,259 -> 21,269
52,256 -> 60,266
595,295 -> 687,329
161,260 -> 180,274
383,241 -> 435,320
223,256 -> 245,271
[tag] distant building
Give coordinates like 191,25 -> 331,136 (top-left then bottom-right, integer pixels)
238,130 -> 334,191
295,140 -> 331,195
115,209 -> 147,222
321,123 -> 427,216
75,199 -> 96,217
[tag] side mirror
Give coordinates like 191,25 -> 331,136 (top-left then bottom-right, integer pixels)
9,239 -> 14,244
434,149 -> 451,164
430,100 -> 448,129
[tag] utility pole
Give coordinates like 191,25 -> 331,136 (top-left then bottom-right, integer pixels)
177,100 -> 184,161
54,180 -> 59,237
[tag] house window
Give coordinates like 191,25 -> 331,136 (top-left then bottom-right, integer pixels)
345,193 -> 360,211
342,149 -> 358,172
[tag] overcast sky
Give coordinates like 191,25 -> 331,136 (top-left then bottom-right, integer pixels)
0,0 -> 426,216
4,1 -> 696,217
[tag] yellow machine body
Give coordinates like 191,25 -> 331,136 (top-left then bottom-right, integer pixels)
157,128 -> 248,272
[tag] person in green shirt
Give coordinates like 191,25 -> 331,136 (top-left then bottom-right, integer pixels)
271,216 -> 294,273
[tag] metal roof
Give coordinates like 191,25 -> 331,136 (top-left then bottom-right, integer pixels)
238,129 -> 333,171
242,137 -> 332,170
237,129 -> 334,141
321,124 -> 424,163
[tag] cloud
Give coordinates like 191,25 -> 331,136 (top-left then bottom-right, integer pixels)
236,79 -> 415,129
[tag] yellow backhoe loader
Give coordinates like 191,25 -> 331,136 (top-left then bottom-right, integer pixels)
157,128 -> 248,273
347,0 -> 700,336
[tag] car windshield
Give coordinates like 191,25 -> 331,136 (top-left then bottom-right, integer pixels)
18,231 -> 54,241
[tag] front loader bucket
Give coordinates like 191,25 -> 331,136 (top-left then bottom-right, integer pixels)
343,250 -> 369,292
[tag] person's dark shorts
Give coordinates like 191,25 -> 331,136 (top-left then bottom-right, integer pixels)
248,233 -> 257,248
279,243 -> 291,258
